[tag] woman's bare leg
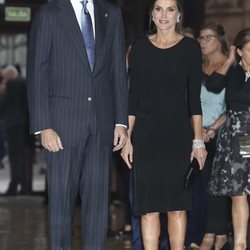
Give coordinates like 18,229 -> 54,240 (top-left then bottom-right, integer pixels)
168,210 -> 186,250
200,233 -> 215,250
141,212 -> 160,250
214,234 -> 227,250
232,195 -> 248,250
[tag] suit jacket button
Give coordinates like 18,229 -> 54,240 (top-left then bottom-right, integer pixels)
88,97 -> 92,102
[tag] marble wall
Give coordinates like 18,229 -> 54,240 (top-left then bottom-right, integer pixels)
204,0 -> 250,42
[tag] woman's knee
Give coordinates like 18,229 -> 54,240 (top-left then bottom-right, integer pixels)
168,210 -> 186,219
142,212 -> 159,222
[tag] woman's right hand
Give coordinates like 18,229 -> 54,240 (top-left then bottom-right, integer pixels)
227,45 -> 237,66
120,139 -> 133,169
202,128 -> 210,143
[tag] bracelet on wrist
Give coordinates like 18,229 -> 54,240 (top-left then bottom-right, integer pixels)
192,139 -> 205,149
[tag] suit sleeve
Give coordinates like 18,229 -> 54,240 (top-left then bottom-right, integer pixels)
27,8 -> 52,134
111,8 -> 128,126
188,41 -> 202,116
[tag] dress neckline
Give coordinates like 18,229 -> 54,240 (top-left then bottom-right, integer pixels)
146,36 -> 186,50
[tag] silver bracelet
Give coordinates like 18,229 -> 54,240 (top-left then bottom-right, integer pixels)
192,139 -> 205,149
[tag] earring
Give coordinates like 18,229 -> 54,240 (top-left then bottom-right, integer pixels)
176,16 -> 180,23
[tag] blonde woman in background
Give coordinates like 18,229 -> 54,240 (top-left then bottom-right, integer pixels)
198,23 -> 231,250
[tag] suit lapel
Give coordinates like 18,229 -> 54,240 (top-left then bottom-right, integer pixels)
56,0 -> 108,74
56,0 -> 90,69
93,0 -> 108,74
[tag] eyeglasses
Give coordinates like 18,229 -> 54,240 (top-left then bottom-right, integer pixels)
197,35 -> 218,43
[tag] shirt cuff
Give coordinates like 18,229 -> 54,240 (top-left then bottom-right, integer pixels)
115,124 -> 127,129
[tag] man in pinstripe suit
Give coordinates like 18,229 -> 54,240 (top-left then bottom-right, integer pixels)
27,0 -> 128,249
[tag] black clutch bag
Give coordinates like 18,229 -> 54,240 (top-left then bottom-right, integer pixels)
183,158 -> 201,191
239,135 -> 250,158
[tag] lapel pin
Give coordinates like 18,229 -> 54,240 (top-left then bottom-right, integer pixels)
104,13 -> 108,18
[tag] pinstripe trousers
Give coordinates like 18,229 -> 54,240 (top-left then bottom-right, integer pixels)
45,130 -> 112,250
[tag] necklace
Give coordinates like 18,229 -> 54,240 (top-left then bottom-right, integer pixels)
203,60 -> 225,75
239,60 -> 250,82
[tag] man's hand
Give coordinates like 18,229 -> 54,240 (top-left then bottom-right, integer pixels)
113,126 -> 127,151
41,129 -> 63,152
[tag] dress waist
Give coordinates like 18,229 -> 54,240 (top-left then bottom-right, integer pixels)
228,103 -> 250,112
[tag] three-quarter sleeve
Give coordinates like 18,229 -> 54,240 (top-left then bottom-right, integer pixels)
188,41 -> 202,116
128,44 -> 140,116
205,71 -> 226,93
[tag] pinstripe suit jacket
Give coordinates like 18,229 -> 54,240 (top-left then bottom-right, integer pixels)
27,0 -> 128,147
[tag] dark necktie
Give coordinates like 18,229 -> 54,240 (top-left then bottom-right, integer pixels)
81,0 -> 95,71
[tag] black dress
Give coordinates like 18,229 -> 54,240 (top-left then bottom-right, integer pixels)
129,36 -> 202,214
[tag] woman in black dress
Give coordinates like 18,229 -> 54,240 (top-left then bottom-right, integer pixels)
121,0 -> 207,249
207,28 -> 250,250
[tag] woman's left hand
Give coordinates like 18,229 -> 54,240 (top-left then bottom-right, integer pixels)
207,129 -> 216,139
191,148 -> 207,170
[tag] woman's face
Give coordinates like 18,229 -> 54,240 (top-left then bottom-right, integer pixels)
198,29 -> 221,56
151,0 -> 180,32
237,41 -> 250,67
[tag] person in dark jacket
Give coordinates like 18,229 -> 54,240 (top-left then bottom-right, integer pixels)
0,65 -> 30,195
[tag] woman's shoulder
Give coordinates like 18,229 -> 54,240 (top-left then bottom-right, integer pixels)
129,36 -> 148,57
131,36 -> 149,49
182,37 -> 200,49
180,37 -> 201,58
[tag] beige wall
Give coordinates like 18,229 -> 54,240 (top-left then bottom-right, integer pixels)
204,0 -> 250,43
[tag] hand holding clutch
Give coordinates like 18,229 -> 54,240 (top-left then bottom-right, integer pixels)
183,158 -> 201,191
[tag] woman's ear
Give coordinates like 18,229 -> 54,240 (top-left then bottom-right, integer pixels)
237,48 -> 242,57
151,14 -> 155,22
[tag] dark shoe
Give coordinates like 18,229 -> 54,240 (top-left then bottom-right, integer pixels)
2,182 -> 17,196
107,228 -> 120,238
0,190 -> 17,196
18,189 -> 29,195
117,226 -> 132,237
